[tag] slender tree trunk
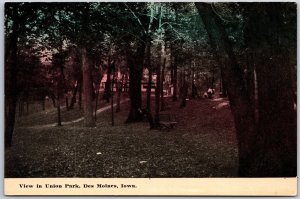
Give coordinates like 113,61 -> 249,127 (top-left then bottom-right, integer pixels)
103,58 -> 112,102
69,80 -> 78,109
42,99 -> 45,111
81,47 -> 95,127
78,81 -> 82,110
154,62 -> 161,126
146,37 -> 152,111
56,88 -> 62,126
65,96 -> 69,110
111,68 -> 115,126
160,58 -> 166,111
180,78 -> 188,108
172,55 -> 178,101
116,74 -> 124,113
50,93 -> 56,107
170,44 -> 174,85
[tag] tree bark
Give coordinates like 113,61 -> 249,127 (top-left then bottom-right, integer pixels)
154,60 -> 161,126
146,37 -> 152,111
103,58 -> 112,102
116,74 -> 124,113
81,47 -> 95,127
126,38 -> 146,123
160,58 -> 166,111
196,3 -> 257,176
5,5 -> 19,147
172,53 -> 178,101
78,80 -> 82,110
196,2 -> 296,177
69,80 -> 79,109
244,4 -> 297,176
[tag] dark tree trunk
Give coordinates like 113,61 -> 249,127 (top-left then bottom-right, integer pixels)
56,76 -> 62,126
116,74 -> 124,113
146,37 -> 152,111
103,58 -> 112,103
81,47 -> 95,127
111,68 -> 115,126
65,96 -> 69,110
5,6 -> 19,148
160,58 -> 166,111
78,81 -> 82,110
69,80 -> 79,109
196,3 -> 256,176
196,2 -> 296,177
219,67 -> 228,97
254,49 -> 296,176
243,4 -> 297,176
94,90 -> 99,120
172,53 -> 178,101
42,99 -> 45,111
126,39 -> 146,123
180,79 -> 188,108
170,44 -> 174,84
154,62 -> 161,126
94,73 -> 103,120
50,93 -> 56,107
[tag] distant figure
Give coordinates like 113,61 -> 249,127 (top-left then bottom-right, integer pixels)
203,87 -> 215,99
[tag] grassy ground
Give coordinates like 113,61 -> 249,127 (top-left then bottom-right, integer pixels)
6,94 -> 238,177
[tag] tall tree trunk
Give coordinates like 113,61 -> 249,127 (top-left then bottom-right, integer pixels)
103,58 -> 112,102
5,5 -> 19,148
78,80 -> 82,110
126,39 -> 146,123
42,99 -> 45,111
116,74 -> 124,113
81,47 -> 95,127
160,58 -> 166,111
70,80 -> 79,109
65,96 -> 69,110
146,37 -> 152,111
219,67 -> 227,97
196,3 -> 257,176
154,61 -> 161,126
111,68 -> 115,126
180,78 -> 188,108
196,2 -> 296,177
56,75 -> 62,126
172,54 -> 178,101
244,4 -> 297,176
94,84 -> 99,120
51,94 -> 56,107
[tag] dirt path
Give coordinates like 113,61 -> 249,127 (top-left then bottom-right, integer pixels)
20,98 -> 129,129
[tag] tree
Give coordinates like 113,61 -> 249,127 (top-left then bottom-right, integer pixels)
196,2 -> 296,177
5,3 -> 41,147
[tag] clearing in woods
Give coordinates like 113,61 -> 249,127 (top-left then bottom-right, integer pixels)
5,96 -> 238,177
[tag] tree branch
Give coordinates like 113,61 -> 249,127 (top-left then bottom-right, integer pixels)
124,3 -> 147,35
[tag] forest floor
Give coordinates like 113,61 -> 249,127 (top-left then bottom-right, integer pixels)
6,93 -> 238,177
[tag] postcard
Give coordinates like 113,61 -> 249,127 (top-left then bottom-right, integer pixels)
4,1 -> 297,196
